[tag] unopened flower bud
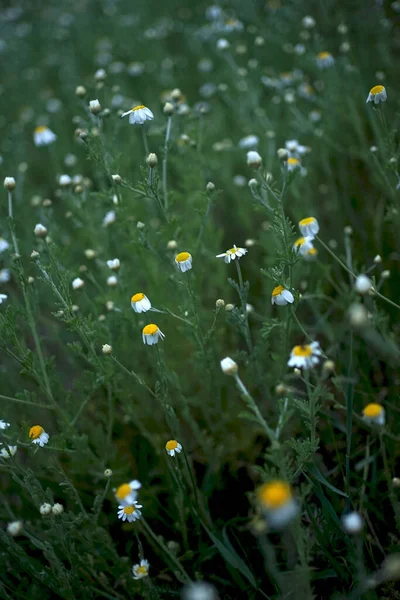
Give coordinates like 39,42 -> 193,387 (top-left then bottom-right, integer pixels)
7,521 -> 23,536
206,181 -> 215,192
163,102 -> 174,116
104,468 -> 113,477
102,344 -> 113,355
52,503 -> 64,515
216,298 -> 225,308
146,153 -> 158,168
248,178 -> 258,190
34,223 -> 47,237
84,249 -> 96,259
354,274 -> 372,295
4,177 -> 16,191
94,68 -> 106,81
107,275 -> 118,287
381,554 -> 400,581
374,254 -> 382,264
89,99 -> 101,114
171,88 -> 182,101
277,148 -> 289,160
112,174 -> 122,184
225,303 -> 234,312
245,239 -> 256,247
59,174 -> 72,187
348,303 -> 368,327
136,221 -> 145,229
220,357 -> 238,375
382,270 -> 390,279
247,151 -> 262,168
344,225 -> 353,236
167,240 -> 178,250
275,383 -> 287,396
392,477 -> 400,488
323,360 -> 335,373
75,85 -> 86,97
293,368 -> 301,377
72,277 -> 85,290
217,38 -> 230,51
40,503 -> 52,515
31,250 -> 39,258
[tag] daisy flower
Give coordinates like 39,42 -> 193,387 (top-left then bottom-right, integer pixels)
0,238 -> 9,253
366,85 -> 387,104
287,157 -> 300,171
293,237 -> 315,257
131,293 -> 151,313
362,403 -> 385,426
72,277 -> 84,290
165,439 -> 182,457
121,105 -> 154,125
33,125 -> 57,147
303,247 -> 318,260
299,217 -> 319,237
0,269 -> 11,283
288,342 -> 322,370
316,51 -> 335,68
238,135 -> 259,149
132,559 -> 149,580
257,480 -> 298,529
115,480 -> 142,505
216,245 -> 247,264
117,503 -> 143,522
29,425 -> 49,447
0,294 -> 8,305
271,286 -> 294,306
142,324 -> 165,345
175,252 -> 193,273
0,445 -> 17,459
0,420 -> 10,429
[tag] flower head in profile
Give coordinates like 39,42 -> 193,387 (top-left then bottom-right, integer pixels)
121,105 -> 154,125
33,125 -> 57,147
29,425 -> 49,447
142,324 -> 165,345
288,342 -> 322,370
131,293 -> 151,313
216,245 -> 247,264
132,559 -> 149,579
175,252 -> 192,273
117,503 -> 143,522
366,85 -> 387,104
165,439 -> 182,457
316,51 -> 334,68
115,480 -> 142,506
271,286 -> 294,306
299,217 -> 319,237
257,480 -> 298,529
293,236 -> 315,257
362,403 -> 385,426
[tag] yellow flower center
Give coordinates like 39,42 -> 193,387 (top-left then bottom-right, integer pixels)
272,285 -> 284,296
166,440 -> 178,451
35,125 -> 48,133
370,85 -> 384,95
137,566 -> 148,575
123,505 -> 135,514
258,481 -> 292,509
363,403 -> 383,418
225,18 -> 238,25
318,51 -> 331,59
288,158 -> 299,166
131,292 -> 145,303
176,252 -> 190,262
299,217 -> 315,226
132,104 -> 145,111
293,345 -> 312,357
228,247 -> 239,254
294,237 -> 306,247
116,483 -> 131,500
143,324 -> 158,335
29,425 -> 43,440
307,248 -> 318,256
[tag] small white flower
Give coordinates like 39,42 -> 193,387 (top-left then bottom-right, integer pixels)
52,503 -> 64,515
342,511 -> 363,534
132,559 -> 149,579
238,135 -> 259,149
34,223 -> 48,237
0,445 -> 17,459
72,277 -> 84,290
131,293 -> 151,313
165,440 -> 182,457
293,236 -> 315,257
59,174 -> 72,187
142,324 -> 165,345
271,286 -> 294,306
362,403 -> 385,426
316,51 -> 335,68
257,481 -> 299,529
89,99 -> 102,114
288,341 -> 322,370
118,503 -> 143,522
107,275 -> 118,287
115,480 -> 142,506
220,357 -> 238,376
246,150 -> 262,168
216,244 -> 247,264
107,258 -> 120,271
121,104 -> 154,125
0,420 -> 10,429
29,425 -> 49,447
302,16 -> 316,28
181,582 -> 218,600
0,269 -> 11,283
33,125 -> 57,147
354,274 -> 372,295
103,210 -> 116,227
0,238 -> 10,252
175,252 -> 193,272
7,521 -> 23,536
216,38 -> 230,51
299,217 -> 319,237
40,503 -> 52,515
366,85 -> 387,104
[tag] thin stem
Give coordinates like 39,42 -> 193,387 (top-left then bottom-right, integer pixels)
345,331 -> 354,507
234,373 -> 276,442
316,235 -> 355,279
196,194 -> 213,251
141,125 -> 149,157
0,393 -> 56,410
290,308 -> 313,341
111,355 -> 155,397
162,116 -> 172,210
235,260 -> 253,353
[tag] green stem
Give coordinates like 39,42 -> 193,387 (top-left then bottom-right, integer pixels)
234,373 -> 276,442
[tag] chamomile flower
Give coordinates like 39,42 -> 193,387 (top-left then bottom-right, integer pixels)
316,51 -> 335,68
0,420 -> 10,429
271,286 -> 294,306
33,125 -> 57,147
131,293 -> 151,313
299,217 -> 319,237
0,269 -> 11,283
103,210 -> 116,227
0,238 -> 9,252
72,277 -> 84,290
175,252 -> 193,272
165,440 -> 182,457
362,403 -> 385,426
115,480 -> 142,505
121,105 -> 154,125
257,480 -> 298,529
0,294 -> 7,304
142,324 -> 165,345
288,342 -> 322,370
303,247 -> 318,260
29,425 -> 49,447
287,157 -> 300,171
216,245 -> 247,264
132,559 -> 149,580
0,445 -> 17,459
117,503 -> 143,522
293,236 -> 315,256
366,85 -> 387,104
238,135 -> 259,149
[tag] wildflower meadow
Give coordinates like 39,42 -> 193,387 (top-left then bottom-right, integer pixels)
1,1 -> 400,598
